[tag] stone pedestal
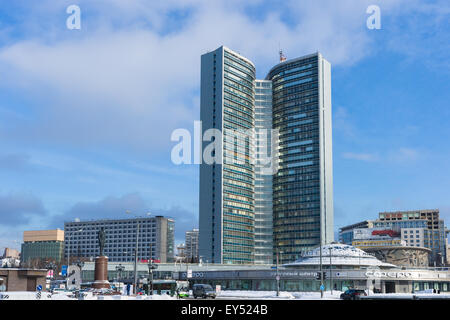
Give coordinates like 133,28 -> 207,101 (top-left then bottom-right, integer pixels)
92,256 -> 110,289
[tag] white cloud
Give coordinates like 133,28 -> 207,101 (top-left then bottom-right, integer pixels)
0,0 -> 416,153
342,147 -> 421,163
342,152 -> 379,162
390,147 -> 420,162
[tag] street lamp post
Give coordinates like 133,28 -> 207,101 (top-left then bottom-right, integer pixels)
133,224 -> 140,294
126,210 -> 151,295
329,247 -> 333,295
319,242 -> 323,298
275,249 -> 281,297
147,243 -> 156,295
116,264 -> 125,293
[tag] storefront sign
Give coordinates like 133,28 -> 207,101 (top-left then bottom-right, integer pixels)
365,271 -> 413,278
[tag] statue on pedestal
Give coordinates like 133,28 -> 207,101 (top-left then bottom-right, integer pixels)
93,227 -> 110,289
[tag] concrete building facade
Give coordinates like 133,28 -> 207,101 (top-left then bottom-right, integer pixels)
378,210 -> 448,264
0,269 -> 47,292
185,229 -> 199,263
64,216 -> 175,263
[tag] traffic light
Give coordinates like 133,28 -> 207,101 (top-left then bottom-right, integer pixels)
316,271 -> 326,280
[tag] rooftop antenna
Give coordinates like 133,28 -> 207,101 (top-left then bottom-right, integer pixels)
279,48 -> 286,62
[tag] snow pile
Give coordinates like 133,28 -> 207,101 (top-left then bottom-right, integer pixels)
96,294 -> 176,300
361,293 -> 450,300
218,290 -> 344,300
147,294 -> 177,300
0,291 -> 53,300
218,290 -> 341,300
291,291 -> 342,300
51,293 -> 76,300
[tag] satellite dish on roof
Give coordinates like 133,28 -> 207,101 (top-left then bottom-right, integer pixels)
74,218 -> 80,222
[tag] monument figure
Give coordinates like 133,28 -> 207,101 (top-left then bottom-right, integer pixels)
92,227 -> 110,289
98,227 -> 106,256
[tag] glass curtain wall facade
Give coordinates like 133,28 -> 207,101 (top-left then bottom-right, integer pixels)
199,46 -> 256,264
266,53 -> 334,264
200,48 -> 334,265
21,241 -> 64,264
254,80 -> 274,264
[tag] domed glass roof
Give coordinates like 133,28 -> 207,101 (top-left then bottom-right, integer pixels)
283,243 -> 397,268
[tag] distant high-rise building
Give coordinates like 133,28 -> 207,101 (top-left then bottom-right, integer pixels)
199,46 -> 334,265
64,216 -> 175,263
185,229 -> 199,262
21,229 -> 65,265
378,209 -> 448,264
340,209 -> 450,266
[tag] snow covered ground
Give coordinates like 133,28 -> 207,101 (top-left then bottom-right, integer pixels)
360,293 -> 450,300
217,290 -> 342,300
2,290 -> 450,300
0,291 -> 177,300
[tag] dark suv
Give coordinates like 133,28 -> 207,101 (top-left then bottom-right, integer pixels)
192,284 -> 216,299
340,289 -> 367,300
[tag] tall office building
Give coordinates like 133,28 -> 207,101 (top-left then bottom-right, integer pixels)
199,46 -> 256,264
266,53 -> 334,263
185,229 -> 199,262
64,216 -> 175,263
199,47 -> 334,265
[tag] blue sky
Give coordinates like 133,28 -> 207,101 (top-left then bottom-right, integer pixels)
0,0 -> 449,250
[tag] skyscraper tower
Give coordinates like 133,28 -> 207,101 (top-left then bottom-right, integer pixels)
199,47 -> 333,265
266,53 -> 334,264
199,46 -> 256,264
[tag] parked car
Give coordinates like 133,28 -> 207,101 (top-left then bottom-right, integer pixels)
192,284 -> 216,299
340,289 -> 367,300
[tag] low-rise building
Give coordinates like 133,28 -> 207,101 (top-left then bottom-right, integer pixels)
0,268 -> 47,292
176,243 -> 186,263
2,248 -> 20,259
79,244 -> 450,294
446,239 -> 450,265
339,220 -> 374,245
